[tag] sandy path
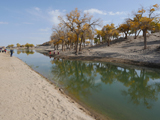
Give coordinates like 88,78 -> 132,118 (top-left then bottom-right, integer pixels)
0,53 -> 94,120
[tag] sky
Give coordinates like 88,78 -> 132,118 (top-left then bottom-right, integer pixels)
0,0 -> 160,47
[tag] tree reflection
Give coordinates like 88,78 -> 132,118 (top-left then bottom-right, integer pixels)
95,63 -> 120,84
50,58 -> 160,109
95,63 -> 160,109
50,59 -> 101,99
25,50 -> 34,55
17,50 -> 21,54
120,69 -> 160,109
17,50 -> 34,55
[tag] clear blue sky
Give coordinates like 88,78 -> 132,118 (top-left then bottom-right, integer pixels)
0,0 -> 160,46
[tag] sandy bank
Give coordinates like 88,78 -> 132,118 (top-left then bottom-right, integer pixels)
0,53 -> 94,120
38,32 -> 160,69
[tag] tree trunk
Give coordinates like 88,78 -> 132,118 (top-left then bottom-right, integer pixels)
79,37 -> 83,51
136,30 -> 141,38
124,33 -> 127,39
64,43 -> 66,51
62,40 -> 64,51
72,43 -> 73,49
108,40 -> 110,46
143,30 -> 145,37
105,35 -> 107,43
143,30 -> 147,49
54,45 -> 55,50
75,34 -> 79,54
134,31 -> 137,39
79,42 -> 82,51
69,40 -> 71,51
84,40 -> 85,47
57,44 -> 58,50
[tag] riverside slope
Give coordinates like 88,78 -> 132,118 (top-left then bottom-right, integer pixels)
0,53 -> 94,120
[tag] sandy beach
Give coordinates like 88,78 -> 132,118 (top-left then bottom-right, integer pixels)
0,53 -> 94,120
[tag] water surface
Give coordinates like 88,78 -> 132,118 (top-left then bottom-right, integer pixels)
14,49 -> 160,120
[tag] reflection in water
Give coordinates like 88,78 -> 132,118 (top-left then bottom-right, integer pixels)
51,58 -> 101,99
98,64 -> 160,109
121,69 -> 160,109
50,58 -> 160,110
17,49 -> 34,55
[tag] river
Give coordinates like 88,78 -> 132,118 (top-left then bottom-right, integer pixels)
14,49 -> 160,120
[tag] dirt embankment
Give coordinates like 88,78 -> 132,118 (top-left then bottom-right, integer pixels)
37,32 -> 160,69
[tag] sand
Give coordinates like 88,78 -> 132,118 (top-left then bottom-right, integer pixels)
0,53 -> 94,120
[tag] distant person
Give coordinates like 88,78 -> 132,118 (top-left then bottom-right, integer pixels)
4,49 -> 6,53
10,49 -> 13,57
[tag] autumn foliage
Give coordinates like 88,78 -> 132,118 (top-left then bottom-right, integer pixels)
50,4 -> 160,54
51,8 -> 101,54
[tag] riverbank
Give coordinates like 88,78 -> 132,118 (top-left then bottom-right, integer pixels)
37,32 -> 160,68
0,53 -> 95,120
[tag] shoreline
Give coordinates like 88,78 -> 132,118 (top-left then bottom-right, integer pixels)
53,55 -> 160,69
0,53 -> 96,120
36,49 -> 160,69
35,32 -> 160,69
17,57 -> 107,120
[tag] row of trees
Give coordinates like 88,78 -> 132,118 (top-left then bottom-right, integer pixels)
95,23 -> 119,46
50,4 -> 160,53
95,4 -> 160,48
50,8 -> 101,54
7,43 -> 34,48
117,4 -> 160,49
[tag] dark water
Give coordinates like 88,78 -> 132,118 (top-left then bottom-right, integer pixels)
14,49 -> 160,120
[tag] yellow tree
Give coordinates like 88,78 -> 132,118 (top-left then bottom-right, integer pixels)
16,43 -> 21,47
140,17 -> 155,49
138,4 -> 159,49
129,14 -> 142,39
30,44 -> 34,48
67,31 -> 76,50
52,23 -> 68,51
59,8 -> 100,54
86,28 -> 95,46
95,29 -> 102,43
7,44 -> 14,48
25,43 -> 34,49
79,23 -> 89,50
102,23 -> 116,46
112,29 -> 119,39
25,43 -> 30,49
118,20 -> 131,39
50,32 -> 61,50
21,45 -> 25,47
79,23 -> 94,50
151,17 -> 160,32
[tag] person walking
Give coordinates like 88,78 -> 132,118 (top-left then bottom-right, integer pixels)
10,49 -> 13,57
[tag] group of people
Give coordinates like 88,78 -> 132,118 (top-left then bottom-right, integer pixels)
1,49 -> 14,57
